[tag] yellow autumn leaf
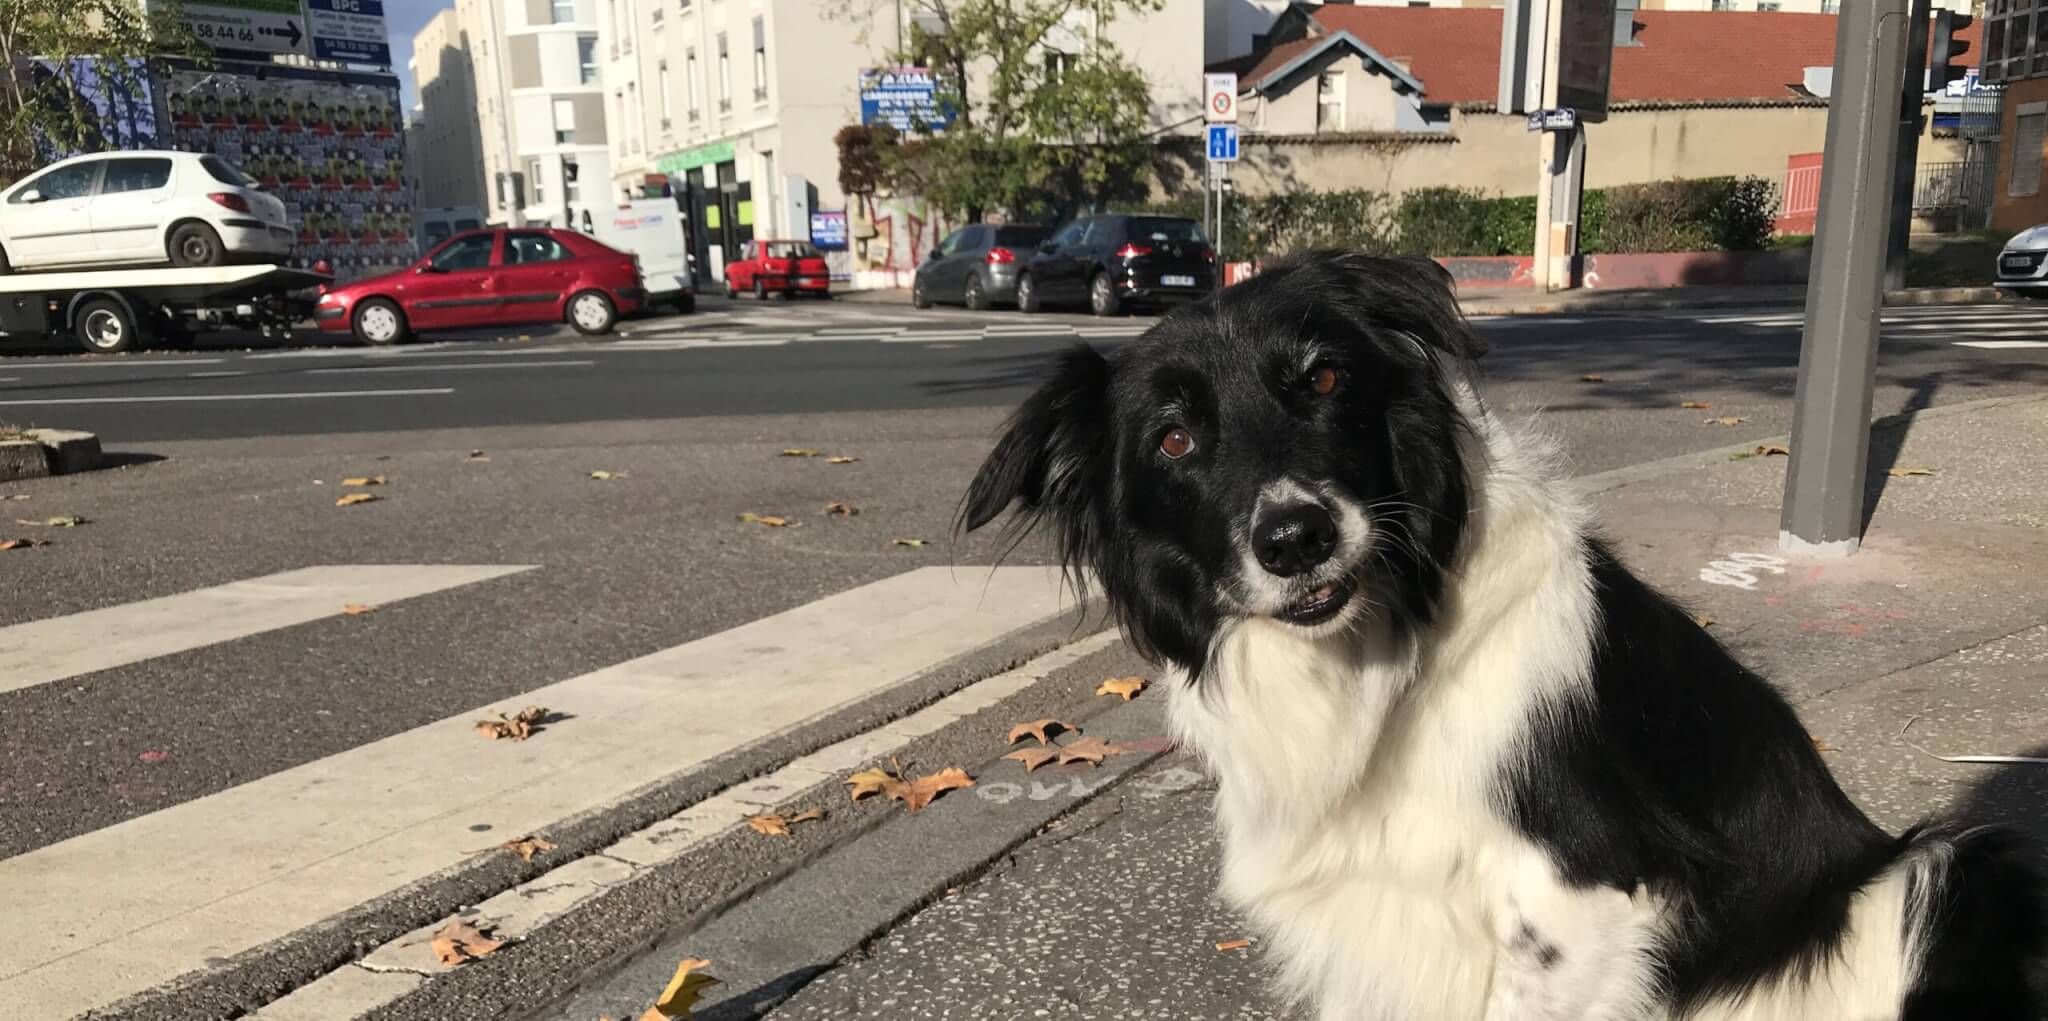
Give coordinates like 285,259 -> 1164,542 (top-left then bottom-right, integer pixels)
335,493 -> 380,507
650,958 -> 720,1018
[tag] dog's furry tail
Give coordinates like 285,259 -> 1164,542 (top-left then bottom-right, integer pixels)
1899,822 -> 2048,1019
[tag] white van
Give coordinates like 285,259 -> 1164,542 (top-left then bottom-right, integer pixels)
413,207 -> 485,253
570,199 -> 695,313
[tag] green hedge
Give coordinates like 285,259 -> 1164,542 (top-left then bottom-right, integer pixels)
1147,177 -> 1777,262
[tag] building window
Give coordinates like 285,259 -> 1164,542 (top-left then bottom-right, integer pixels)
552,0 -> 575,24
752,17 -> 768,102
686,48 -> 701,120
1710,0 -> 1733,10
652,5 -> 663,25
553,97 -> 576,144
564,159 -> 581,202
627,82 -> 641,152
717,33 -> 732,111
530,159 -> 545,204
1316,71 -> 1345,132
1044,50 -> 1072,79
579,35 -> 599,84
2013,105 -> 2047,198
659,60 -> 673,126
1757,1 -> 1781,11
679,0 -> 691,9
1820,0 -> 1837,12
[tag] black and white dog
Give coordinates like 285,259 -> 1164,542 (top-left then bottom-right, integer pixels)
963,251 -> 2047,1019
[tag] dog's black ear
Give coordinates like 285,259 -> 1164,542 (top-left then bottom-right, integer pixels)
960,345 -> 1113,535
1280,250 -> 1487,362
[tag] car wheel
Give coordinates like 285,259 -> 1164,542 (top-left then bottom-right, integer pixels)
568,290 -> 618,335
725,278 -> 738,299
673,292 -> 697,314
1090,272 -> 1122,317
168,222 -> 226,268
964,273 -> 991,312
74,298 -> 138,354
352,298 -> 409,346
1016,273 -> 1041,314
753,278 -> 769,301
912,277 -> 933,309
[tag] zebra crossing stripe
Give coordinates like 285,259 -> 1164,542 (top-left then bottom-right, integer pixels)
0,566 -> 535,696
0,566 -> 1075,1021
1955,340 -> 2048,349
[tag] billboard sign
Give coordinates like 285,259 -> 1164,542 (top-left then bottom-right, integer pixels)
1555,0 -> 1616,122
172,0 -> 312,58
810,211 -> 849,251
859,68 -> 954,132
308,0 -> 393,66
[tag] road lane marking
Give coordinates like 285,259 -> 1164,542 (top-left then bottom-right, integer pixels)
189,371 -> 247,378
304,360 -> 596,374
0,565 -> 534,697
0,388 -> 454,406
0,357 -> 229,369
1955,340 -> 2048,349
0,566 -> 1077,1020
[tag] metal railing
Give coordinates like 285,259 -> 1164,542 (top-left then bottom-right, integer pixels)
1913,160 -> 1996,226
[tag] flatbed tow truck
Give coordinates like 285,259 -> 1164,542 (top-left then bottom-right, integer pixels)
0,264 -> 328,355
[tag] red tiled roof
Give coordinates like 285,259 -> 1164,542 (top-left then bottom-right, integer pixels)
1291,7 -> 1981,105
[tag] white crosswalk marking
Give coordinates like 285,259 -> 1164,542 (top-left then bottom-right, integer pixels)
1681,305 -> 2048,352
0,566 -> 534,696
1957,340 -> 2048,349
0,566 -> 1077,1021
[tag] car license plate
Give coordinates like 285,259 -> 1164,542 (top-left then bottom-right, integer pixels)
1162,274 -> 1196,287
2005,255 -> 2033,269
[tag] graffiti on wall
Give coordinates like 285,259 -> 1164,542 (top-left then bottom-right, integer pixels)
852,193 -> 948,273
164,70 -> 415,281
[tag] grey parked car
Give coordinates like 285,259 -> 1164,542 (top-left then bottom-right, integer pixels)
911,224 -> 1049,311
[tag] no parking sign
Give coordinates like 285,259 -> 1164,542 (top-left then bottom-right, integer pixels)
1204,73 -> 1238,123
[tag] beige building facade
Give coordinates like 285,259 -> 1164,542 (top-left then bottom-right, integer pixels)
409,8 -> 489,211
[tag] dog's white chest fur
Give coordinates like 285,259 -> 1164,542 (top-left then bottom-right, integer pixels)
1165,426 -> 1664,1021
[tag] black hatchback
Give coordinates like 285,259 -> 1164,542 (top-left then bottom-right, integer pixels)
1016,214 -> 1216,316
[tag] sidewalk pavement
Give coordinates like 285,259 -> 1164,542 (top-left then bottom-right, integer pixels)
758,391 -> 2048,1020
836,283 -> 2016,316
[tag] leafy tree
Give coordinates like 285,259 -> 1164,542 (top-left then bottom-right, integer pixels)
831,0 -> 1164,221
0,0 -> 207,185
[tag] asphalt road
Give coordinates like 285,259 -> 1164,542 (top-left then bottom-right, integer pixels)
4,295 -> 2047,1019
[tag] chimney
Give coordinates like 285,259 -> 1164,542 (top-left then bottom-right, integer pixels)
1614,0 -> 1641,48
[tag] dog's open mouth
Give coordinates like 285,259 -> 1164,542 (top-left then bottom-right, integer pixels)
1276,578 -> 1354,626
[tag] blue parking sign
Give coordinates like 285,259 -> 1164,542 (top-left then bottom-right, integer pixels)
1206,124 -> 1239,163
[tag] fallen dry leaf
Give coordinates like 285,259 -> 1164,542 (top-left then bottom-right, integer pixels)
1693,614 -> 1715,629
341,475 -> 387,487
789,807 -> 824,824
589,470 -> 627,480
1579,374 -> 1606,382
891,538 -> 928,548
649,958 -> 719,1018
1704,417 -> 1747,427
889,767 -> 975,813
1057,735 -> 1121,767
844,766 -> 898,801
343,603 -> 378,615
16,514 -> 85,527
1096,676 -> 1148,700
746,813 -> 791,837
335,493 -> 380,507
5,494 -> 28,500
1006,719 -> 1075,746
1756,443 -> 1791,457
1215,938 -> 1254,952
823,500 -> 859,516
138,750 -> 169,763
1004,746 -> 1061,772
465,449 -> 491,462
1680,401 -> 1712,409
0,538 -> 48,550
758,515 -> 793,527
429,920 -> 505,966
1887,467 -> 1937,477
1810,735 -> 1835,753
501,836 -> 556,861
826,456 -> 860,465
779,448 -> 822,458
475,705 -> 550,741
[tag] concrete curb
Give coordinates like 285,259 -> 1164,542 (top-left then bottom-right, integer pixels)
1462,285 -> 2012,317
1575,390 -> 2048,496
0,429 -> 103,482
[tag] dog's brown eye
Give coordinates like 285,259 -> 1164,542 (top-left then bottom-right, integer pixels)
1311,367 -> 1340,397
1160,427 -> 1195,460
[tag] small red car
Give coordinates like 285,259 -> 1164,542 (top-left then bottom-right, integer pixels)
723,240 -> 830,299
314,227 -> 645,345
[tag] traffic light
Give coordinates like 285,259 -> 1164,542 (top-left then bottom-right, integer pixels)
1931,11 -> 1973,94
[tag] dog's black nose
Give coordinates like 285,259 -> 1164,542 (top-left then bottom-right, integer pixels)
1254,504 -> 1337,577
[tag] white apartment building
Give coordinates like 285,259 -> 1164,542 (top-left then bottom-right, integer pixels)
597,0 -> 1204,277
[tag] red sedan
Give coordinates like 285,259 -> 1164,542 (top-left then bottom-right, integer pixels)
724,240 -> 830,299
314,227 -> 645,345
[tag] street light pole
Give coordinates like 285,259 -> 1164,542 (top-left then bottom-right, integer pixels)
1781,0 -> 1911,558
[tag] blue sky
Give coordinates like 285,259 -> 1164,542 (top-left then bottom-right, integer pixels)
388,1 -> 456,112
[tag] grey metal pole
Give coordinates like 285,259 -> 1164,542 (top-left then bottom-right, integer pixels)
1885,0 -> 1932,292
1781,0 -> 1911,558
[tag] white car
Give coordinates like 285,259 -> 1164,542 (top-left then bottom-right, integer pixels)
1995,224 -> 2048,299
0,150 -> 294,274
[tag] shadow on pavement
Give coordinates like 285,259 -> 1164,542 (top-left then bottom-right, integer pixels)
1956,743 -> 2048,847
697,966 -> 831,1021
